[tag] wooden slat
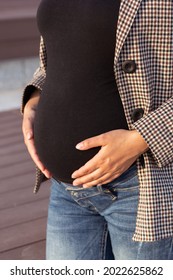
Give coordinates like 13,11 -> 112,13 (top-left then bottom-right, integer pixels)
0,161 -> 35,180
0,198 -> 49,229
0,109 -> 50,259
0,109 -> 21,121
0,217 -> 47,252
0,240 -> 46,260
0,127 -> 22,138
0,175 -> 50,194
0,142 -> 27,156
0,1 -> 40,60
0,118 -> 21,128
0,0 -> 40,22
0,151 -> 29,167
0,137 -> 24,149
0,131 -> 23,144
0,126 -> 22,138
0,173 -> 34,194
0,184 -> 50,210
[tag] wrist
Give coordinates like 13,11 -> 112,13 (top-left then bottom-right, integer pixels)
24,97 -> 39,114
24,90 -> 40,113
30,89 -> 41,98
130,129 -> 149,155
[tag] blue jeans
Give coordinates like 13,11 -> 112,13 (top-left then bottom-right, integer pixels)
46,164 -> 173,260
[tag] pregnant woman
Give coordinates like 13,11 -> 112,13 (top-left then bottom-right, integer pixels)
22,0 -> 173,260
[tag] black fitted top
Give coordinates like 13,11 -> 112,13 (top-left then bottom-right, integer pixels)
34,0 -> 128,183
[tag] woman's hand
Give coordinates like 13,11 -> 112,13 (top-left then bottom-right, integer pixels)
22,90 -> 52,179
71,129 -> 149,188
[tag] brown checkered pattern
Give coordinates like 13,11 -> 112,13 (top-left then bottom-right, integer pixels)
21,0 -> 173,242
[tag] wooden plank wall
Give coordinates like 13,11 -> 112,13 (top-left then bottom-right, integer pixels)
0,0 -> 40,60
0,109 -> 51,260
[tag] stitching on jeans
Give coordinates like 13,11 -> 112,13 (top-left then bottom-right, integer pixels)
168,237 -> 173,259
100,223 -> 108,260
114,185 -> 139,192
136,242 -> 143,259
71,192 -> 101,201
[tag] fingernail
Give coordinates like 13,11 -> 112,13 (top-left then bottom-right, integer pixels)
46,173 -> 51,178
76,143 -> 83,149
27,132 -> 32,140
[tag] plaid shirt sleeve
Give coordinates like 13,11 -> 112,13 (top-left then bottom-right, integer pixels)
132,96 -> 173,168
20,36 -> 47,115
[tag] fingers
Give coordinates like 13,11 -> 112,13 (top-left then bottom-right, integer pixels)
26,137 -> 50,176
72,167 -> 102,186
71,152 -> 102,179
72,155 -> 117,187
74,171 -> 119,188
22,112 -> 33,139
22,111 -> 52,178
72,159 -> 137,188
76,133 -> 108,150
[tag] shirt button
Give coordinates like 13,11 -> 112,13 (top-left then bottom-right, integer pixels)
122,60 -> 137,73
131,108 -> 144,122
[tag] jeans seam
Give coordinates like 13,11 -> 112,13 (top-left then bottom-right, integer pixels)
114,186 -> 139,192
168,237 -> 173,259
100,223 -> 108,260
65,187 -> 85,191
72,192 -> 100,201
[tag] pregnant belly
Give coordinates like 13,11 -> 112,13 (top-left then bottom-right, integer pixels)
34,87 -> 128,184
